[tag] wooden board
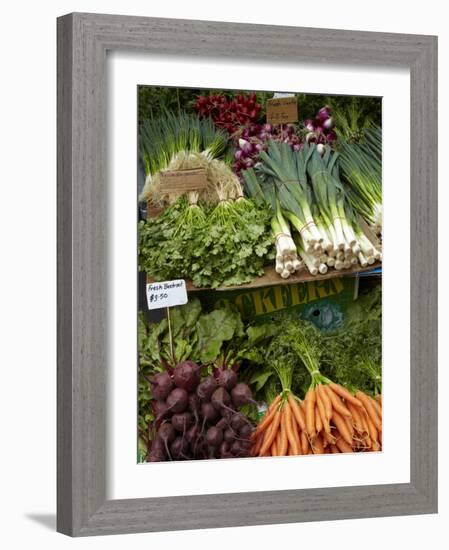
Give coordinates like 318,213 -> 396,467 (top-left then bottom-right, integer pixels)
146,262 -> 382,292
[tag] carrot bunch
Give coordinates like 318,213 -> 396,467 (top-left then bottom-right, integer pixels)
251,392 -> 310,457
302,382 -> 382,454
251,367 -> 382,457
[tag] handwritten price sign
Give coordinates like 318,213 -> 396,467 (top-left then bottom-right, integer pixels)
146,279 -> 188,310
266,96 -> 298,125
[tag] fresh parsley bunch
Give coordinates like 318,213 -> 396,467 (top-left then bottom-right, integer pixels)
139,197 -> 274,288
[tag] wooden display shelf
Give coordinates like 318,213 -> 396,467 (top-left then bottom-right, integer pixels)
146,262 -> 382,292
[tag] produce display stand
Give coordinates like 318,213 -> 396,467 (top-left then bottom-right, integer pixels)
147,261 -> 381,292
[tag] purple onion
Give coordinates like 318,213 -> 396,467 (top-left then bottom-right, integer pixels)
234,149 -> 243,161
262,123 -> 273,132
325,130 -> 337,142
238,139 -> 252,154
305,131 -> 318,143
317,106 -> 331,120
304,119 -> 315,132
323,116 -> 335,130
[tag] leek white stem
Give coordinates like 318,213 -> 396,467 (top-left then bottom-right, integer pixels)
357,251 -> 368,267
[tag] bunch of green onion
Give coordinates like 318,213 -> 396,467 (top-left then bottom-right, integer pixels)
139,112 -> 228,202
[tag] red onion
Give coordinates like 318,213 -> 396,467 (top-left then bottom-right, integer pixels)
323,116 -> 335,130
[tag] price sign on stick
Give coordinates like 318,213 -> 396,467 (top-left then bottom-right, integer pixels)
266,96 -> 298,125
146,279 -> 188,310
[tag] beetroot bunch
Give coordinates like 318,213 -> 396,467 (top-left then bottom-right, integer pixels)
193,92 -> 262,135
148,361 -> 256,462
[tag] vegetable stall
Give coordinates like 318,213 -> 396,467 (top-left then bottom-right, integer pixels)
137,89 -> 382,462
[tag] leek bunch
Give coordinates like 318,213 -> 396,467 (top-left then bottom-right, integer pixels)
338,126 -> 382,234
242,141 -> 382,278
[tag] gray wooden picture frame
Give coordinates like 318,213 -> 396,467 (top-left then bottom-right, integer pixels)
57,12 -> 438,537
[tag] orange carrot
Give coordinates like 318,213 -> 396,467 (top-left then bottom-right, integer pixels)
364,412 -> 379,449
284,401 -> 301,455
335,436 -> 353,453
347,402 -> 365,434
252,433 -> 263,457
374,393 -> 382,405
278,408 -> 289,456
288,394 -> 306,431
344,415 -> 354,438
369,395 -> 382,419
331,411 -> 353,445
271,439 -> 278,456
330,444 -> 339,453
289,411 -> 303,454
317,384 -> 332,420
254,395 -> 281,437
276,422 -> 282,452
301,431 -> 310,454
316,389 -> 330,433
315,404 -> 323,433
323,430 -> 336,446
312,434 -> 324,454
324,385 -> 352,418
328,382 -> 364,408
304,388 -> 317,440
355,391 -> 382,431
259,409 -> 281,456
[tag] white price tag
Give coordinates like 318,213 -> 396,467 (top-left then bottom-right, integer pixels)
273,92 -> 296,98
146,279 -> 188,310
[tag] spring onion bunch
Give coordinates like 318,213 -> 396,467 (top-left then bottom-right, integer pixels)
139,112 -> 231,203
338,125 -> 382,234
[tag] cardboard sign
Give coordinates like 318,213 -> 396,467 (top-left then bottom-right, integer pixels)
160,168 -> 207,193
266,96 -> 298,125
146,279 -> 188,310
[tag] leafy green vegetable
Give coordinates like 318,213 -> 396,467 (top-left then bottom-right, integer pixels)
139,197 -> 274,289
320,284 -> 381,394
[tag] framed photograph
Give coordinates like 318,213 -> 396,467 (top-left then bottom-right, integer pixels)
57,13 -> 437,536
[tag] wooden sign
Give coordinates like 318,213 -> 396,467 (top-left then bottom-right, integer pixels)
266,96 -> 298,125
160,168 -> 208,193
